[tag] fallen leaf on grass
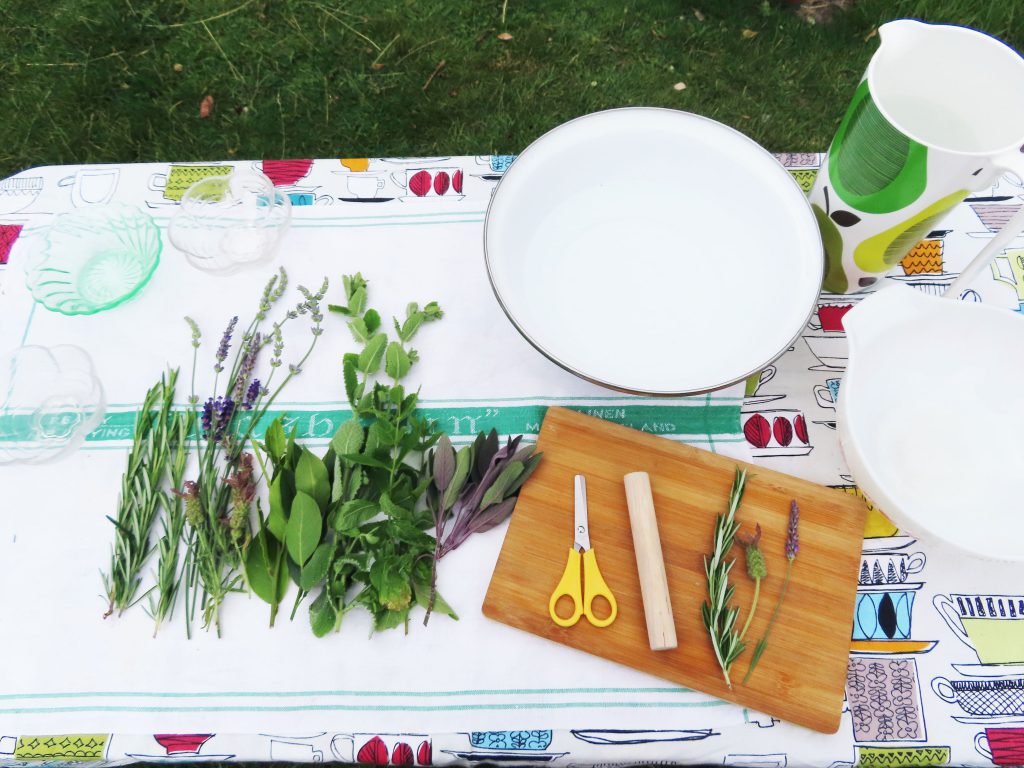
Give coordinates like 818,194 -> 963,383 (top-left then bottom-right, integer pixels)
673,82 -> 687,91
741,28 -> 759,39
497,31 -> 513,41
371,62 -> 385,71
199,94 -> 214,118
864,26 -> 878,42
693,8 -> 706,21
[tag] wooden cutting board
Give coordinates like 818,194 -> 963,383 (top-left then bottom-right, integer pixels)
482,407 -> 865,733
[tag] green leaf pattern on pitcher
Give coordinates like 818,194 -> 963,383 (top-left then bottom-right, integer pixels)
814,203 -> 848,294
829,80 -> 928,214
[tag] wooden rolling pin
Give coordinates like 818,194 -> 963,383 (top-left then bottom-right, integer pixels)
623,471 -> 678,651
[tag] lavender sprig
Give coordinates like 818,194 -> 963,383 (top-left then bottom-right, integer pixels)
213,316 -> 238,373
743,500 -> 801,685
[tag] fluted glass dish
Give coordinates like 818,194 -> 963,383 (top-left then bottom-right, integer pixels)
0,345 -> 105,464
26,203 -> 161,315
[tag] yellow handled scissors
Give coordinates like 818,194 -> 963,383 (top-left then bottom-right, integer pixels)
548,474 -> 618,628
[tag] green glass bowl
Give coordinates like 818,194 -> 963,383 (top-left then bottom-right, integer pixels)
27,203 -> 161,315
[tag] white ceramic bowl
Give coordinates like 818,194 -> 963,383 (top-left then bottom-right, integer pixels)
839,285 -> 1024,561
484,108 -> 823,394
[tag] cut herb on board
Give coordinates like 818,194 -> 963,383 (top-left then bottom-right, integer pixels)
743,500 -> 800,685
701,467 -> 749,690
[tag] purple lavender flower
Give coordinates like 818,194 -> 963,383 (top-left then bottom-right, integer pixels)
201,395 -> 236,440
214,316 -> 239,373
786,500 -> 800,560
201,397 -> 215,437
243,378 -> 260,410
215,397 -> 235,441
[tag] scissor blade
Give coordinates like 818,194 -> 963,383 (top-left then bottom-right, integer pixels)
574,474 -> 591,552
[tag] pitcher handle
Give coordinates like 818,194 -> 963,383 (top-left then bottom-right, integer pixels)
930,676 -> 957,704
148,172 -> 168,192
974,732 -> 992,760
932,594 -> 973,650
947,148 -> 1024,298
905,551 -> 927,575
390,171 -> 407,188
759,364 -> 777,388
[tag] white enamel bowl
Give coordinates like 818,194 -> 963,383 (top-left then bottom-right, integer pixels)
484,108 -> 823,394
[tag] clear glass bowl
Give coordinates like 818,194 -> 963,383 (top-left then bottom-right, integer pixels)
0,345 -> 105,464
26,203 -> 161,315
169,170 -> 291,275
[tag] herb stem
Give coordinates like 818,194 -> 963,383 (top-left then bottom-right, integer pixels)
738,576 -> 760,644
743,558 -> 794,685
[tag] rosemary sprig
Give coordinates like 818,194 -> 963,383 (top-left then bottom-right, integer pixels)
701,467 -> 749,689
103,369 -> 178,617
149,408 -> 195,635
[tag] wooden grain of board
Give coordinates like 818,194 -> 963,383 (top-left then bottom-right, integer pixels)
482,407 -> 865,733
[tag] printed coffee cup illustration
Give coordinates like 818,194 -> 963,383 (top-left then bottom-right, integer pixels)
853,583 -> 921,640
0,175 -> 44,215
743,365 -> 784,405
934,594 -> 1024,665
991,248 -> 1024,313
975,727 -> 1024,766
149,164 -> 232,202
814,378 -> 842,410
58,167 -> 121,207
932,677 -> 1024,717
803,334 -> 848,371
269,739 -> 323,762
259,159 -> 313,187
859,551 -> 926,585
344,173 -> 390,202
809,303 -> 855,332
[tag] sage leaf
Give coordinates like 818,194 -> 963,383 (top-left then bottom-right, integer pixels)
432,434 -> 456,498
481,461 -> 524,508
443,445 -> 473,511
300,542 -> 333,591
245,530 -> 289,605
295,448 -> 330,511
331,418 -> 364,458
473,496 -> 517,532
384,341 -> 412,380
358,333 -> 387,374
286,491 -> 322,565
267,471 -> 294,541
309,588 -> 337,637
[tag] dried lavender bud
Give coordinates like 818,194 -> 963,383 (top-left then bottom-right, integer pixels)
232,333 -> 260,402
201,397 -> 215,437
786,500 -> 800,560
269,267 -> 288,303
215,397 -> 235,441
174,481 -> 203,528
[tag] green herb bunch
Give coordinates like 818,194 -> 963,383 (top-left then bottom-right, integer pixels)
246,273 -> 453,636
181,267 -> 329,636
103,370 -> 183,617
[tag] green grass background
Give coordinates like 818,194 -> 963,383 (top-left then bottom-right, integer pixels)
1,1 -> 1022,178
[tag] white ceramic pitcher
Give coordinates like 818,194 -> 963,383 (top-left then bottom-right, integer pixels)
810,20 -> 1024,294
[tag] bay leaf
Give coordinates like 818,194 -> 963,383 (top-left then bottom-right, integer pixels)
286,491 -> 322,565
295,448 -> 330,511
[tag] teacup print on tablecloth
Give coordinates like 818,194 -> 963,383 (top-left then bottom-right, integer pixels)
975,727 -> 1024,766
853,583 -> 922,641
934,594 -> 1024,665
932,677 -> 1024,720
0,175 -> 44,215
858,552 -> 927,585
